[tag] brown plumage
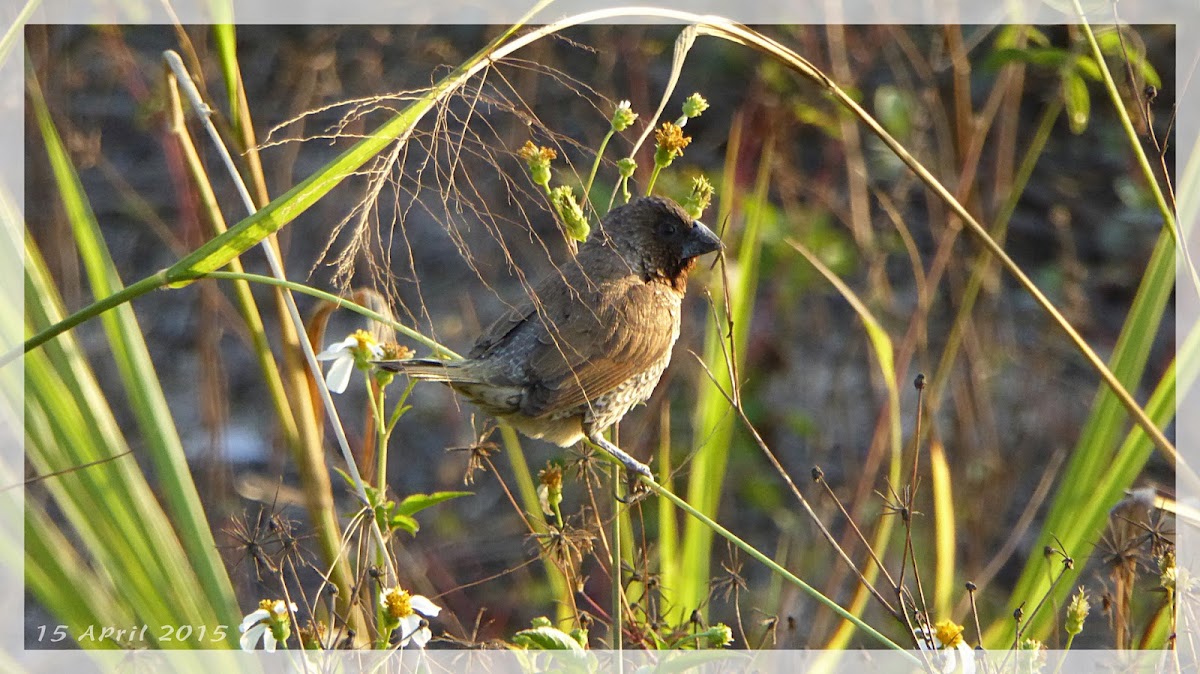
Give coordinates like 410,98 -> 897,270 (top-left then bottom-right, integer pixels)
378,196 -> 722,477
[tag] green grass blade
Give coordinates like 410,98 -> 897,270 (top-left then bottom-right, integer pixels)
25,251 -> 219,645
28,67 -> 237,631
986,226 -> 1175,645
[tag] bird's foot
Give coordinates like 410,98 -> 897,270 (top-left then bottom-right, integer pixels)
588,433 -> 653,480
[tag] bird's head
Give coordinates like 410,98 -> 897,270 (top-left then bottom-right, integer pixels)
590,196 -> 722,289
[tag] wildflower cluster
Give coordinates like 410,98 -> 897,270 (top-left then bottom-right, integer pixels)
518,94 -> 714,241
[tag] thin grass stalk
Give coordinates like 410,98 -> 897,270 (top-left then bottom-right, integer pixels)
611,463 -> 623,651
212,24 -> 270,209
645,477 -> 915,658
163,52 -> 399,590
0,0 -> 40,65
164,66 -> 358,614
655,406 -> 677,607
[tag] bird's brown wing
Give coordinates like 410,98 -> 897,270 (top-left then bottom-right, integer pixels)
519,277 -> 678,418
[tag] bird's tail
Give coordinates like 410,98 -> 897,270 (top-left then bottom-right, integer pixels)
374,357 -> 476,383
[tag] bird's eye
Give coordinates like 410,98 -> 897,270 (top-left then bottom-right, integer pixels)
662,224 -> 676,236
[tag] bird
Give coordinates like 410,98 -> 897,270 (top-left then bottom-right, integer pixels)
377,196 -> 722,478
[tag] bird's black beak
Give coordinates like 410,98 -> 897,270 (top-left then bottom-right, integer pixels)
682,221 -> 723,259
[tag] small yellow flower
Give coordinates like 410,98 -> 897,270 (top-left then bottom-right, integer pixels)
518,141 -> 557,188
537,463 -> 564,518
707,623 -> 733,647
381,343 -> 415,360
379,586 -> 441,648
682,175 -> 715,219
653,122 -> 691,168
917,619 -> 974,674
682,93 -> 709,119
298,619 -> 331,650
934,619 -> 964,648
238,599 -> 297,652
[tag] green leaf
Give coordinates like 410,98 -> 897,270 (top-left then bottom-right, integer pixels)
985,46 -> 1070,72
1073,55 -> 1103,81
512,625 -> 586,651
1062,72 -> 1091,134
1095,29 -> 1162,88
993,25 -> 1050,51
394,491 -> 473,517
389,514 -> 420,535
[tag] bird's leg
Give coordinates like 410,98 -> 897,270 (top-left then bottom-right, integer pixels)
586,431 -> 653,480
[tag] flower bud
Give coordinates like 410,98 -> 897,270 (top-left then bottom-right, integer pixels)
682,92 -> 710,119
682,175 -> 715,219
550,186 -> 589,242
617,157 -> 637,178
611,100 -> 638,132
1065,587 -> 1089,636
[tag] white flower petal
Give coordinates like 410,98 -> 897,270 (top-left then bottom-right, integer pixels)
934,650 -> 955,674
367,343 -> 385,358
239,609 -> 269,633
398,614 -> 423,647
263,629 -> 278,653
410,594 -> 441,618
956,641 -> 976,674
325,355 -> 355,394
240,623 -> 265,651
408,626 -> 432,649
317,336 -> 357,360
